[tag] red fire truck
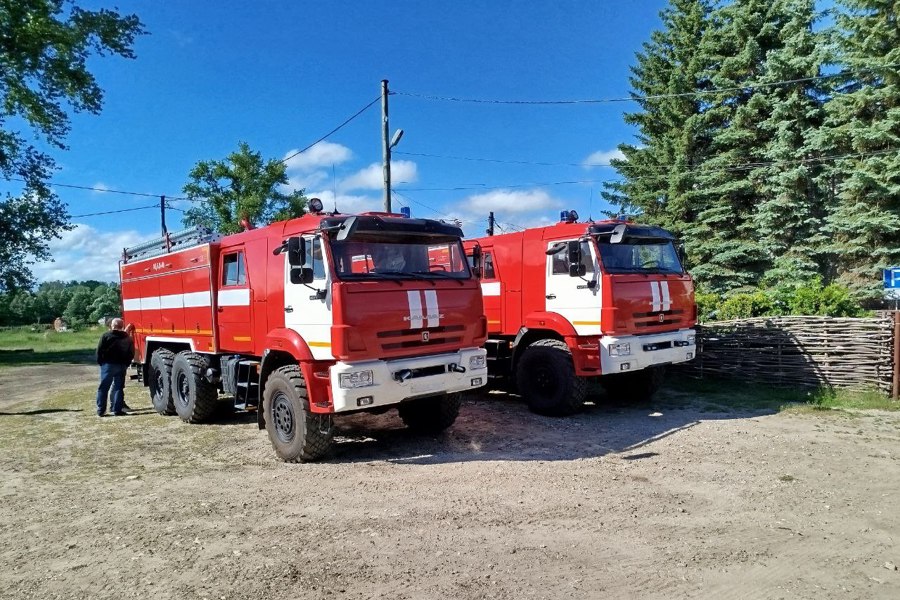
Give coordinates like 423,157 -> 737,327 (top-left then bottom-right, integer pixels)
120,204 -> 488,462
465,211 -> 696,416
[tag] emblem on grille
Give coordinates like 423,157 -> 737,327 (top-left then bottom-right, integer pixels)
422,331 -> 430,342
658,313 -> 665,322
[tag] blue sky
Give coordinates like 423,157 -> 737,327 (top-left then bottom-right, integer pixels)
25,0 -> 671,282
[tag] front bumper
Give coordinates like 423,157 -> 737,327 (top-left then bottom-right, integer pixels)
330,347 -> 488,412
600,328 -> 696,374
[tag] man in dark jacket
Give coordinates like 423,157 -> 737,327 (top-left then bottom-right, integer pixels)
96,318 -> 135,417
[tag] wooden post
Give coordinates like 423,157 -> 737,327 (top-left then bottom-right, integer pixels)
381,79 -> 391,213
893,311 -> 899,401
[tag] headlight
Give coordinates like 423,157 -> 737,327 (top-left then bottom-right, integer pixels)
687,334 -> 696,344
608,342 -> 631,357
339,370 -> 374,389
469,355 -> 486,369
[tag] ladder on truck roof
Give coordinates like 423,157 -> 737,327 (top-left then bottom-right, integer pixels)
122,226 -> 220,263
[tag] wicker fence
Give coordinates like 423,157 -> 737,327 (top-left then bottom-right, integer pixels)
676,314 -> 897,393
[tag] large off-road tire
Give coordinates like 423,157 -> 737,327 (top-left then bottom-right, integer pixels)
601,365 -> 666,403
398,393 -> 462,433
263,365 -> 333,462
171,351 -> 218,423
516,339 -> 586,416
148,348 -> 176,415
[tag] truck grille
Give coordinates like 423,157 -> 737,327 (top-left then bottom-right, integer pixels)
378,324 -> 465,351
633,309 -> 685,328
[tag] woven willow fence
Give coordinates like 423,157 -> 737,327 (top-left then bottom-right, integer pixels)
676,314 -> 896,392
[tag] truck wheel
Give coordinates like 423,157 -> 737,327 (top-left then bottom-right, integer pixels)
263,365 -> 333,462
516,339 -> 586,416
171,351 -> 218,423
601,365 -> 666,403
148,348 -> 176,415
398,393 -> 461,433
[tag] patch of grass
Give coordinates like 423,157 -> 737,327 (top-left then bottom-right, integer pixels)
778,474 -> 796,482
0,327 -> 99,366
664,376 -> 899,414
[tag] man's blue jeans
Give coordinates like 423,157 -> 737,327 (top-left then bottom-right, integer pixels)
97,363 -> 128,415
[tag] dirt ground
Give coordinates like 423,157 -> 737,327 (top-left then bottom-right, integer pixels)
1,362 -> 899,600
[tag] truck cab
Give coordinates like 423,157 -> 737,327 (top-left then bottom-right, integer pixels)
465,215 -> 696,415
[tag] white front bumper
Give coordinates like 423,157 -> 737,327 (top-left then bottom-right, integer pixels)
330,347 -> 488,412
600,328 -> 696,375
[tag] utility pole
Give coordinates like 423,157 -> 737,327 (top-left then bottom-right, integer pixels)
382,79 -> 391,213
160,195 -> 167,236
487,211 -> 495,236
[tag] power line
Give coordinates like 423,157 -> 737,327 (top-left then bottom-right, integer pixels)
5,177 -> 186,200
394,151 -> 606,168
394,64 -> 900,106
396,147 -> 900,192
70,204 -> 158,218
281,96 -> 381,165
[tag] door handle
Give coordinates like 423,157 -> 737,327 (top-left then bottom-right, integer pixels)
546,294 -> 556,300
284,305 -> 293,313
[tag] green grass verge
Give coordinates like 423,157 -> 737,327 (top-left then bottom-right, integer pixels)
664,376 -> 899,414
0,327 -> 99,366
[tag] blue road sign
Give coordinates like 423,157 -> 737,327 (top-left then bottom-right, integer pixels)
885,267 -> 900,289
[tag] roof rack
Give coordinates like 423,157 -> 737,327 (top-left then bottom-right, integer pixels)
123,226 -> 220,263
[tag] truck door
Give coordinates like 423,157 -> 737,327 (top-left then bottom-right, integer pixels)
545,239 -> 602,336
217,248 -> 253,353
480,251 -> 503,334
283,235 -> 333,360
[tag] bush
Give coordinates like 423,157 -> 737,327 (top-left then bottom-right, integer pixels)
697,280 -> 864,321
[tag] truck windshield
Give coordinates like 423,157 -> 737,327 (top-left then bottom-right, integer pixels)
596,239 -> 684,274
329,238 -> 471,280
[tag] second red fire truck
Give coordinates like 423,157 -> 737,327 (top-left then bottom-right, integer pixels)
465,211 -> 697,416
120,202 -> 488,462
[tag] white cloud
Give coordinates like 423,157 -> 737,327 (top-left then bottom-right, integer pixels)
582,149 -> 625,168
283,141 -> 353,172
31,224 -> 143,283
339,160 -> 418,192
303,190 -> 384,215
92,182 -> 111,194
460,189 -> 564,215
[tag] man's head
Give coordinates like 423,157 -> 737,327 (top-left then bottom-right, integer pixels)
377,245 -> 406,272
110,318 -> 125,331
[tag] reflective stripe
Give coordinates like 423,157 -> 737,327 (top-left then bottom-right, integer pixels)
217,288 -> 250,307
122,291 -> 212,311
480,282 -> 501,296
650,281 -> 661,312
424,290 -> 440,328
407,290 -> 423,329
660,281 -> 671,311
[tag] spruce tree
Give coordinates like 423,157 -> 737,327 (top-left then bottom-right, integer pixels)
752,0 -> 828,289
814,0 -> 900,298
603,0 -> 713,235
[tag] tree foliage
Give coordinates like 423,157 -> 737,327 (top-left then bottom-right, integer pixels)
607,0 -> 896,302
0,0 -> 144,292
0,280 -> 120,326
182,142 -> 307,234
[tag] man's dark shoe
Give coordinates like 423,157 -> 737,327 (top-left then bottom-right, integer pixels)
113,411 -> 127,416
97,412 -> 106,417
121,403 -> 131,410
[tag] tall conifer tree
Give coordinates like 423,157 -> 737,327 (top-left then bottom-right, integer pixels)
815,0 -> 900,298
603,0 -> 713,235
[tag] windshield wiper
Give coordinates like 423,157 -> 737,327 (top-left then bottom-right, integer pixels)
409,271 -> 466,286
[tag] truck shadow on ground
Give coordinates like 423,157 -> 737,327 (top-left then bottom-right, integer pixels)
326,387 -> 778,465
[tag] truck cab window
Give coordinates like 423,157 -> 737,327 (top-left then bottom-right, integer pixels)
549,241 -> 593,275
304,237 -> 326,280
483,252 -> 496,279
222,251 -> 246,286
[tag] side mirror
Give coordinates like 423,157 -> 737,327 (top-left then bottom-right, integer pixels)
290,267 -> 314,285
471,245 -> 483,278
287,237 -> 304,267
567,241 -> 586,277
610,224 -> 626,244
